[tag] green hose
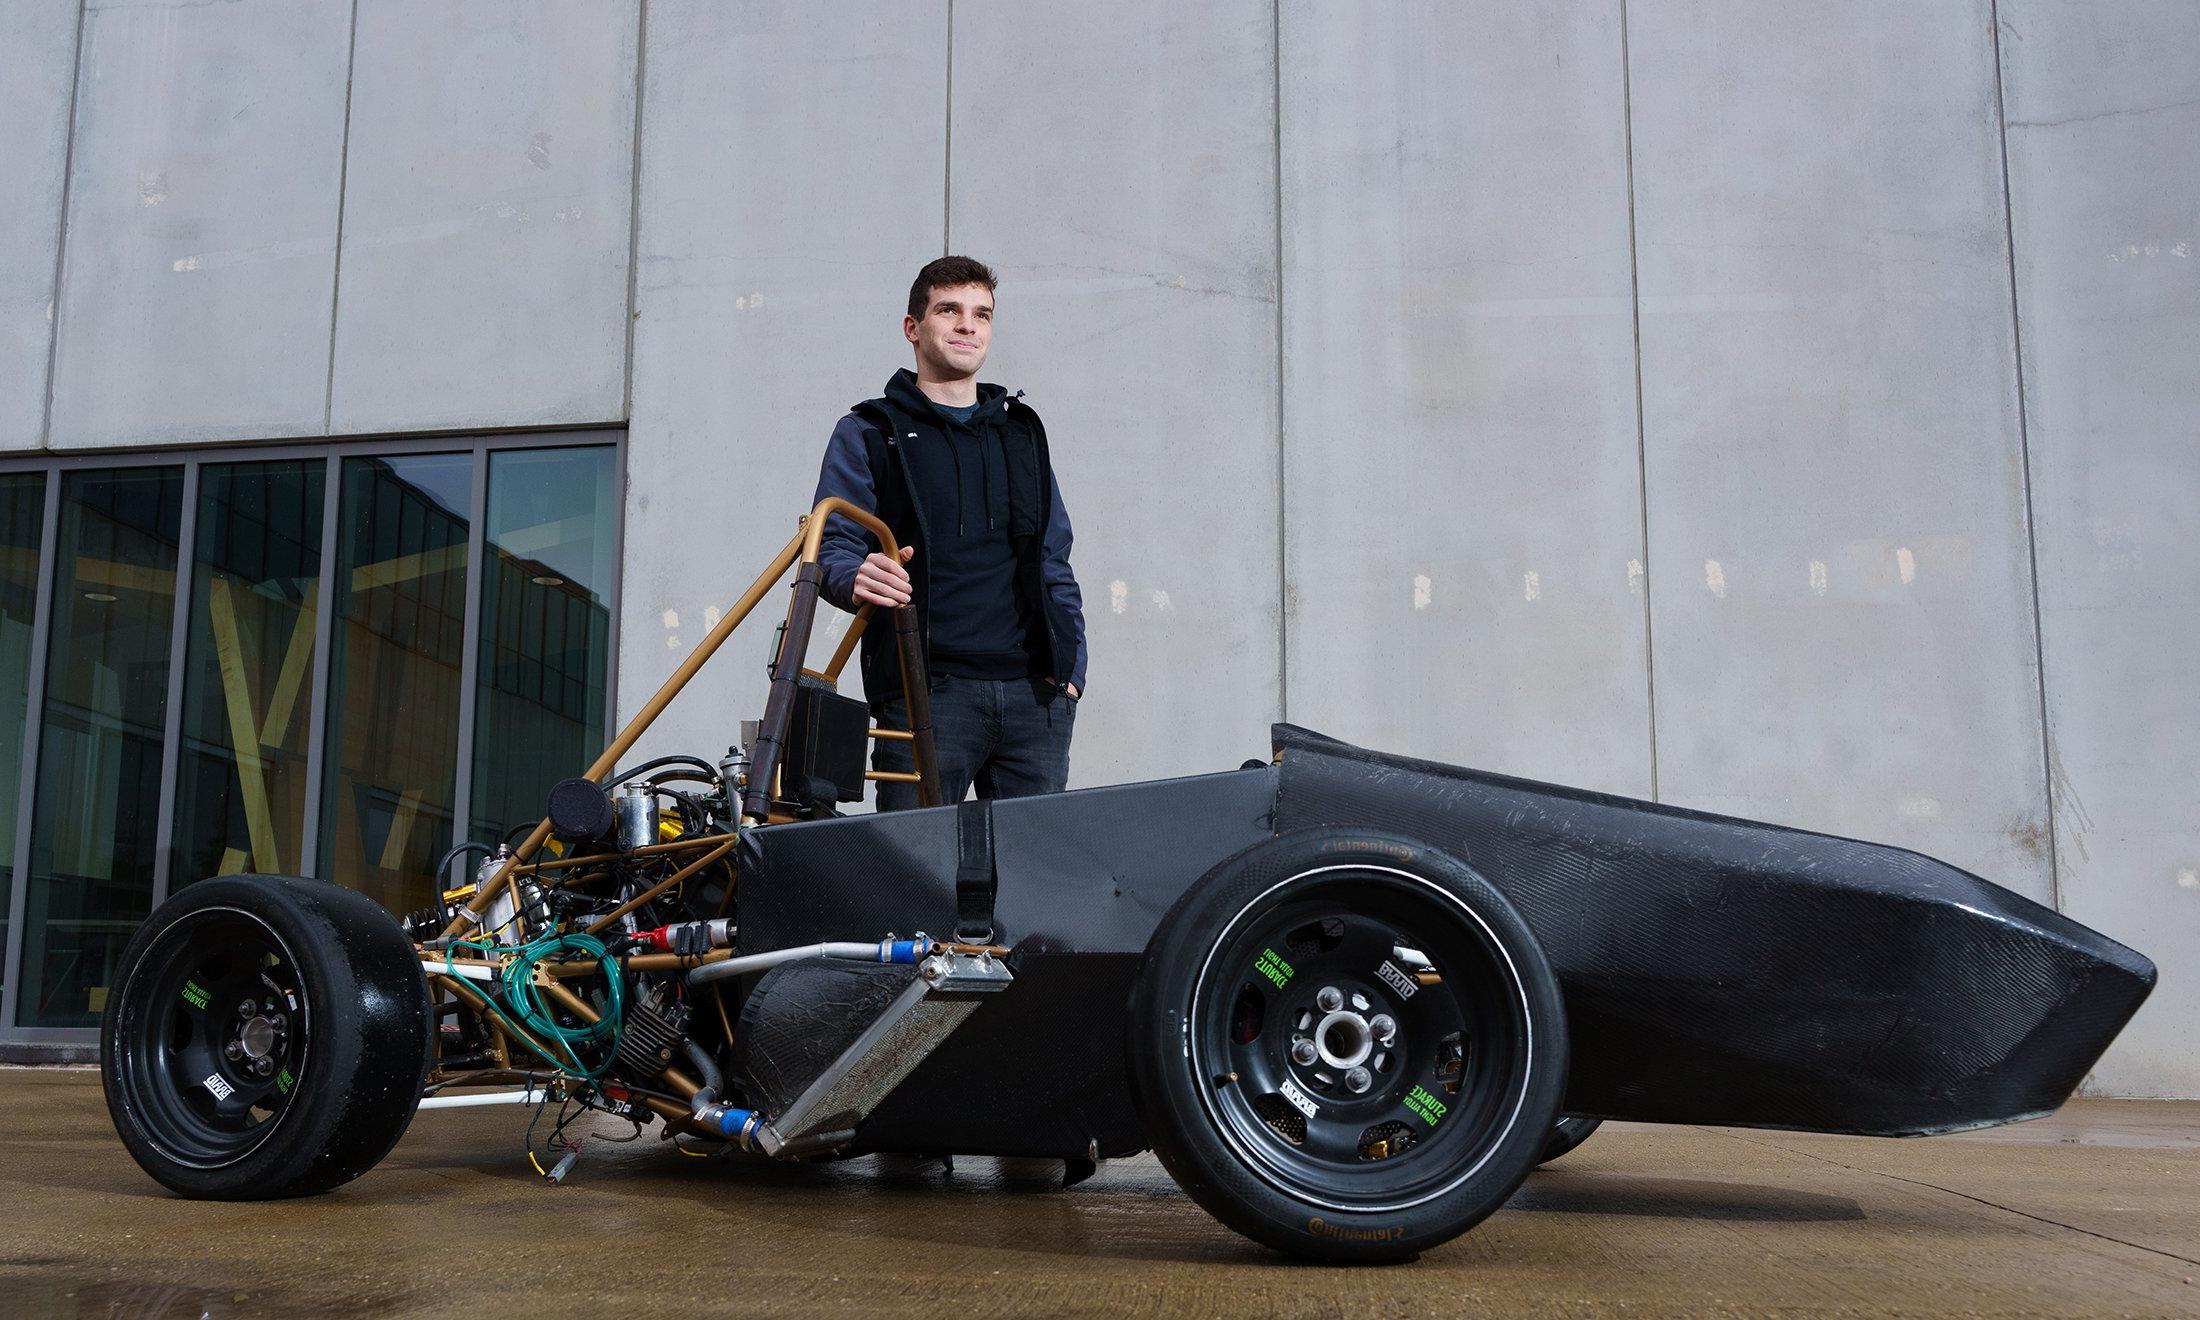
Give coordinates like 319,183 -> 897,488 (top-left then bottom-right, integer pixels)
449,931 -> 625,1080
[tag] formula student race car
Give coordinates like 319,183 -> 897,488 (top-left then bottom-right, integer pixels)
99,500 -> 2156,1263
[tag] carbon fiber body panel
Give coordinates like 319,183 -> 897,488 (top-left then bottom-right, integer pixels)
733,725 -> 2153,1157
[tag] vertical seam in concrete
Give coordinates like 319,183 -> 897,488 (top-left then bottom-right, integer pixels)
36,0 -> 91,451
322,0 -> 362,435
943,0 -> 954,252
1271,0 -> 1288,724
1619,0 -> 1658,801
621,0 -> 650,423
1990,0 -> 2061,910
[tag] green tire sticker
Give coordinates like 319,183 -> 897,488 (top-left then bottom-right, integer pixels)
1254,946 -> 1294,990
275,1067 -> 294,1096
180,980 -> 210,1010
1405,1084 -> 1448,1127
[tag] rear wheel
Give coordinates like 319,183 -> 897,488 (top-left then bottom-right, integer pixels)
1128,829 -> 1567,1262
101,874 -> 431,1198
1542,1116 -> 1602,1163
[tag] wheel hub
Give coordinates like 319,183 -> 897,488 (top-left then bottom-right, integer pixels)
238,1015 -> 278,1060
1290,984 -> 1404,1099
1314,1009 -> 1373,1069
223,994 -> 291,1077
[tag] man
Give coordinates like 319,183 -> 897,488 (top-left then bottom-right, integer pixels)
811,256 -> 1088,810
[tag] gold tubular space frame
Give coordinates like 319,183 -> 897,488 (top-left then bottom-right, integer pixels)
424,501 -> 945,1134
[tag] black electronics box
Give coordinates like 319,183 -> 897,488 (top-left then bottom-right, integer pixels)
783,675 -> 870,806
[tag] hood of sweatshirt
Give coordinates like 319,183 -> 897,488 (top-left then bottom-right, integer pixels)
880,369 -> 1015,536
881,367 -> 1011,424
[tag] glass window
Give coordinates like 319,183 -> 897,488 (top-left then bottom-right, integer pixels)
470,447 -> 617,846
0,473 -> 48,1013
318,454 -> 471,918
169,460 -> 326,886
17,467 -> 184,1028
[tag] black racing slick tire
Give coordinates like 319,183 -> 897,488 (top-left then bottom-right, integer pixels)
1128,828 -> 1568,1263
1541,1116 -> 1603,1164
101,874 -> 432,1199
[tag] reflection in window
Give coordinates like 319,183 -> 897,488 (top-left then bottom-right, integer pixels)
470,448 -> 616,845
170,461 -> 325,887
0,474 -> 47,1013
318,455 -> 470,917
18,468 -> 183,1028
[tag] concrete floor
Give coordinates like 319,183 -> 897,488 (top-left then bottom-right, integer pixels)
2,1068 -> 2194,1318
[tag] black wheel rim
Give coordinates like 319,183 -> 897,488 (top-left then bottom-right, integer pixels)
112,907 -> 312,1170
1189,865 -> 1535,1213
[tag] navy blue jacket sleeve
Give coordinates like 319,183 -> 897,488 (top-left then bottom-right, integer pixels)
1041,468 -> 1089,694
811,414 -> 877,613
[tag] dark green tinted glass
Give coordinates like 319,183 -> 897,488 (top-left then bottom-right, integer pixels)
169,460 -> 326,887
469,447 -> 616,846
0,473 -> 47,1015
18,467 -> 184,1027
318,454 -> 470,917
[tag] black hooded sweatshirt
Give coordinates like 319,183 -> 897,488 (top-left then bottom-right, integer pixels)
885,372 -> 1039,677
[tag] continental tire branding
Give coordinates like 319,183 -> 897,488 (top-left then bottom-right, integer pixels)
1307,1217 -> 1406,1242
1316,836 -> 1416,863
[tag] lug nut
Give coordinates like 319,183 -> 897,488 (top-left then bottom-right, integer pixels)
1315,986 -> 1343,1012
224,1041 -> 244,1061
1345,1066 -> 1373,1094
1370,1014 -> 1397,1044
1290,1038 -> 1319,1066
254,1056 -> 275,1076
237,999 -> 257,1017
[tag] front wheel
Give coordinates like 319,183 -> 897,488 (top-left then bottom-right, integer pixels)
1128,829 -> 1568,1262
101,874 -> 431,1198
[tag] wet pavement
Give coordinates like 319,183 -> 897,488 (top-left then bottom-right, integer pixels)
3,1066 -> 2195,1317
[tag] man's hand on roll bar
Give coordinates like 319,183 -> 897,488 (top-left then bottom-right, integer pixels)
853,545 -> 915,608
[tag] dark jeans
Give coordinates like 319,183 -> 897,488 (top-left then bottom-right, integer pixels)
871,673 -> 1076,811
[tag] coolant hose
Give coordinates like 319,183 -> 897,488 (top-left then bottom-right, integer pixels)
683,1039 -> 724,1107
685,937 -> 926,988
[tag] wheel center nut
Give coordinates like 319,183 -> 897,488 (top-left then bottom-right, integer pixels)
1314,1010 -> 1375,1070
239,1016 -> 277,1059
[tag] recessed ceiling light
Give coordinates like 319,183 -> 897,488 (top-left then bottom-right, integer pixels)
82,591 -> 118,603
531,574 -> 565,587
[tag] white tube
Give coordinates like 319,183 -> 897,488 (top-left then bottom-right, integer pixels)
417,1087 -> 549,1110
426,958 -> 502,983
686,941 -> 894,986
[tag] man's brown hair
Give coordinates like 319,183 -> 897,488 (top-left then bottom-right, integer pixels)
907,255 -> 998,320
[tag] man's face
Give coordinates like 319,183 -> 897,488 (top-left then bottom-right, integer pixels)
904,282 -> 994,379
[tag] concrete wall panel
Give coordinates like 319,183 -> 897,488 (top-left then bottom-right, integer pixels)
0,2 -> 81,452
950,0 -> 1280,787
1629,1 -> 2052,898
329,0 -> 635,435
47,0 -> 350,448
1279,1 -> 1650,795
2001,0 -> 2200,1095
617,1 -> 948,767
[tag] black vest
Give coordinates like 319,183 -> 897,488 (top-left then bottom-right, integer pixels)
847,393 -> 1077,701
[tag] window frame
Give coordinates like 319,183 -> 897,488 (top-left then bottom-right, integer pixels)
0,428 -> 624,1051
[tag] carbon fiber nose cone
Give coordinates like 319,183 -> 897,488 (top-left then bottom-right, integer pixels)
1268,724 -> 2155,1136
